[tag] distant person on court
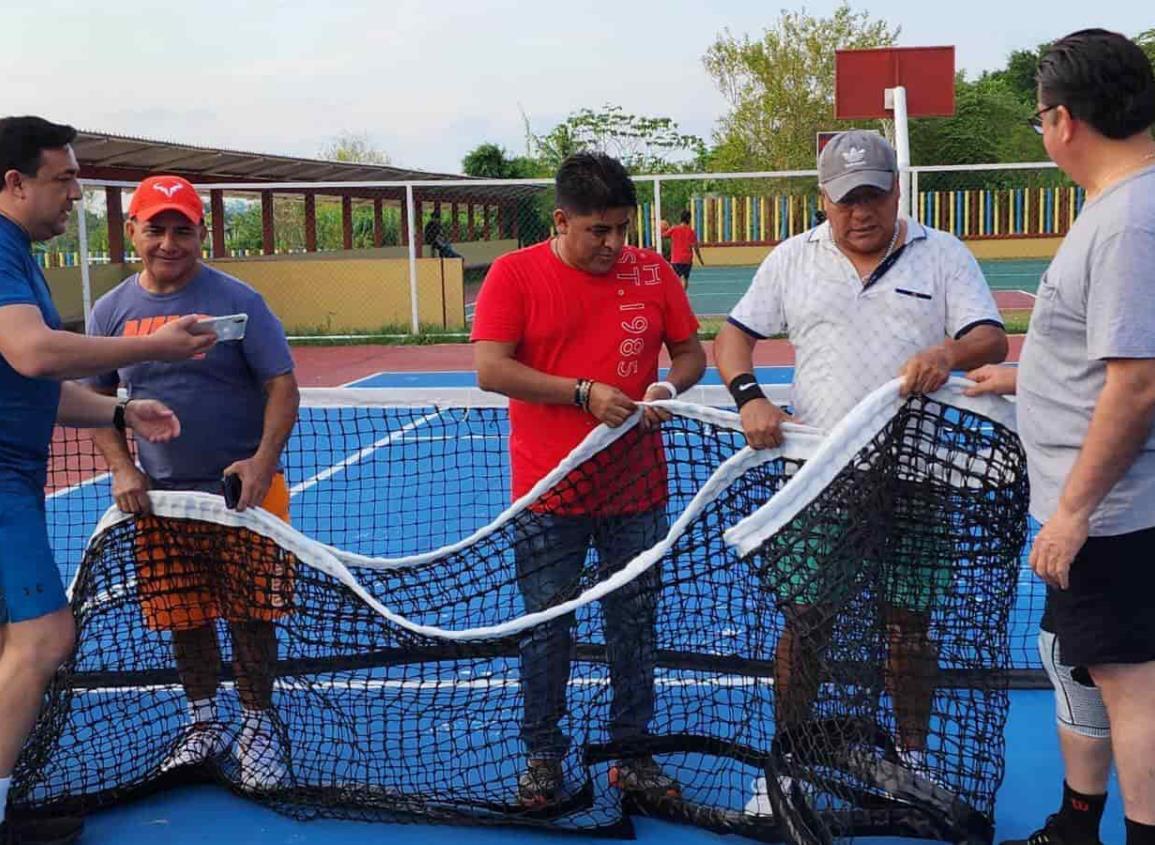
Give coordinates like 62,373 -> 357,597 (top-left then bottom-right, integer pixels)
87,175 -> 300,791
966,29 -> 1155,845
715,130 -> 1007,783
471,152 -> 706,808
0,117 -> 213,844
423,210 -> 462,259
665,210 -> 704,288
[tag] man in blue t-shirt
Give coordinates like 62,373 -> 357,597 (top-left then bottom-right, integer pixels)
0,117 -> 214,844
88,174 -> 300,792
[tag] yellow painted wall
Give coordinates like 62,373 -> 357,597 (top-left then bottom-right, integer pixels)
700,245 -> 773,266
44,256 -> 466,334
965,237 -> 1061,260
43,264 -> 134,328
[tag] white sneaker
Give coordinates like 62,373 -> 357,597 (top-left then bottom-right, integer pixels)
233,721 -> 288,791
744,772 -> 803,817
744,776 -> 775,816
897,748 -> 950,792
159,722 -> 228,774
845,745 -> 950,803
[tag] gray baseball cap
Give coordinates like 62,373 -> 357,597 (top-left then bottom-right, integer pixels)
818,131 -> 897,202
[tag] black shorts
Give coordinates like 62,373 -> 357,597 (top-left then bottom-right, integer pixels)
671,263 -> 692,280
1047,525 -> 1155,668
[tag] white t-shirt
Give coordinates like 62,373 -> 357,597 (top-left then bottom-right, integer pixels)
729,218 -> 1002,430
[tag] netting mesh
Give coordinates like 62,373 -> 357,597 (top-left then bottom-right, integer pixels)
727,391 -> 1028,845
23,386 -> 1030,844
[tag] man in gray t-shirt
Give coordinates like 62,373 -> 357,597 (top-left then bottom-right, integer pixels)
87,175 -> 300,792
967,30 -> 1155,845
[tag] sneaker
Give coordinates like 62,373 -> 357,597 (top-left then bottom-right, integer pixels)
159,721 -> 228,774
844,745 -> 952,807
897,748 -> 946,788
745,775 -> 775,817
1000,814 -> 1102,845
0,814 -> 84,845
609,756 -> 681,800
745,763 -> 807,817
518,758 -> 564,809
233,722 -> 288,791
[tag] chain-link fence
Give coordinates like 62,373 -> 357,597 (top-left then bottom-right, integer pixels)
910,162 -> 1076,239
40,164 -> 1064,339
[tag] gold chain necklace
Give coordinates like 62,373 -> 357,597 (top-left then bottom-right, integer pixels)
848,219 -> 903,282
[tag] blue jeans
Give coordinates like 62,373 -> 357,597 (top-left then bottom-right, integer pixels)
515,508 -> 667,759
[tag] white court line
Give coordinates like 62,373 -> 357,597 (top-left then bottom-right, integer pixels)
47,470 -> 111,500
290,410 -> 445,497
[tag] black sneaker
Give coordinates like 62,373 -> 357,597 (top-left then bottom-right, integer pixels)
0,814 -> 85,845
517,758 -> 564,809
1001,813 -> 1102,845
609,756 -> 681,800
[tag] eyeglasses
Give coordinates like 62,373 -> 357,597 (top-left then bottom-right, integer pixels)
1028,105 -> 1058,135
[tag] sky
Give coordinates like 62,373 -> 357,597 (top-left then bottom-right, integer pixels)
4,0 -> 1150,174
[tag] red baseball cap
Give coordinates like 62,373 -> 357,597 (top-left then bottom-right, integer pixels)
128,175 -> 205,224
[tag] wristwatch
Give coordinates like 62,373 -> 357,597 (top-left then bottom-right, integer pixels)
113,398 -> 130,433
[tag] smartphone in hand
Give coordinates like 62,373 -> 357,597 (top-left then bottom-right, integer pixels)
193,313 -> 248,342
222,473 -> 243,509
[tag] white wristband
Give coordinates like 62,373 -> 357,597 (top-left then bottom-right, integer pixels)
650,380 -> 678,400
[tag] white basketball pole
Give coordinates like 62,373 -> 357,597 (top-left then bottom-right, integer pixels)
886,85 -> 912,218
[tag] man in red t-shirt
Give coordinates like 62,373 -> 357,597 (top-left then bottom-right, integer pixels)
665,210 -> 705,288
472,152 -> 705,809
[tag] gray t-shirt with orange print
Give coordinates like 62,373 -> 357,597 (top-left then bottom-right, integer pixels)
87,264 -> 294,492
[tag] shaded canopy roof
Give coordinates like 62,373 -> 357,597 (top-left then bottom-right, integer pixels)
73,130 -> 473,184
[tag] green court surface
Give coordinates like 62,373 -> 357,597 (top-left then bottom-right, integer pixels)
687,258 -> 1048,316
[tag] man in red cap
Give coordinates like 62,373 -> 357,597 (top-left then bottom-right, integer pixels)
87,175 -> 300,791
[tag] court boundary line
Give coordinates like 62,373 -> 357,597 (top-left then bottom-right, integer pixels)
290,410 -> 445,497
343,366 -> 799,390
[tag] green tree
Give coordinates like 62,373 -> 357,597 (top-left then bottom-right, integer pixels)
910,76 -> 1041,167
1137,29 -> 1155,69
531,105 -> 706,173
702,3 -> 898,171
461,143 -> 537,178
319,131 -> 390,165
984,47 -> 1047,104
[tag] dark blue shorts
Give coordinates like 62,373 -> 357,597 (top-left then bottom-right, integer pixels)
0,484 -> 68,624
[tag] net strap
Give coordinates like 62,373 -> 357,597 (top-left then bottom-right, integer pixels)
78,402 -> 825,643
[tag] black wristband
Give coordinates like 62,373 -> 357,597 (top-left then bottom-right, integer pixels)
728,373 -> 767,410
113,398 -> 130,433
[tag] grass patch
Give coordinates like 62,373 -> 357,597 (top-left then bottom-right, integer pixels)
287,324 -> 469,347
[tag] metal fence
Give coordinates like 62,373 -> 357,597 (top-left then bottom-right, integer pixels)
45,162 -> 1061,339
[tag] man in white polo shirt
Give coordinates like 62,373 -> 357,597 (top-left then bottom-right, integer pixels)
715,130 -> 1007,777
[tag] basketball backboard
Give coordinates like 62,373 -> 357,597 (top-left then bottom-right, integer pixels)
834,46 -> 955,119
